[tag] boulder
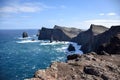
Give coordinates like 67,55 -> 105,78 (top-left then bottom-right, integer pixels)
67,54 -> 80,60
22,32 -> 28,38
67,44 -> 75,51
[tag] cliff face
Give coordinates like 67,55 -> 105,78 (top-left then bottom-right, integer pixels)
72,24 -> 108,45
81,26 -> 120,53
70,24 -> 106,54
25,53 -> 120,80
38,25 -> 82,41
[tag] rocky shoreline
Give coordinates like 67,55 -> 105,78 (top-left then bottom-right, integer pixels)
25,24 -> 120,80
25,53 -> 120,80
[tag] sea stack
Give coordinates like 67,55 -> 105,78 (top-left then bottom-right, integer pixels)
22,32 -> 28,38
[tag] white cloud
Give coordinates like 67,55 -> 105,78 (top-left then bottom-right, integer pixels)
65,19 -> 120,29
99,13 -> 105,16
83,19 -> 120,28
0,6 -> 41,13
0,2 -> 55,13
107,12 -> 116,16
98,12 -> 117,16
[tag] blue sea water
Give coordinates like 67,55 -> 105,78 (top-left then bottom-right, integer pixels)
0,30 -> 69,80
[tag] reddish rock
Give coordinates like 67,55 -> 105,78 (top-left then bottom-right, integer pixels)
25,53 -> 120,80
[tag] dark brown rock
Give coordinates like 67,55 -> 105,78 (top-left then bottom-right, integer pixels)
67,54 -> 80,60
25,53 -> 120,80
67,44 -> 75,51
72,24 -> 108,45
38,25 -> 82,41
97,33 -> 120,54
22,32 -> 28,38
81,25 -> 120,53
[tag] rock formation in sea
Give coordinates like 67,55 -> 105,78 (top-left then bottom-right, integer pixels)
67,44 -> 75,51
25,53 -> 120,80
38,25 -> 82,41
22,32 -> 28,38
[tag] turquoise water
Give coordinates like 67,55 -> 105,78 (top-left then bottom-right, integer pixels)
0,30 -> 68,80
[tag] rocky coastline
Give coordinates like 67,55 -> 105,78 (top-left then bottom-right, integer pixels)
25,24 -> 120,80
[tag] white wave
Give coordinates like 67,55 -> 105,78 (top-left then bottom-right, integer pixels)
16,40 -> 40,43
17,37 -> 32,40
66,42 -> 83,55
56,46 -> 68,52
32,65 -> 36,69
40,41 -> 69,45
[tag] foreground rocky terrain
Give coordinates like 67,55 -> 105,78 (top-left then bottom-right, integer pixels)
25,53 -> 120,80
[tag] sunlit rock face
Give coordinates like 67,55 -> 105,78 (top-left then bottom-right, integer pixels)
25,53 -> 120,80
38,25 -> 82,41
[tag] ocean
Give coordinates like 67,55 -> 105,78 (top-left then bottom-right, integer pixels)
0,29 -> 69,80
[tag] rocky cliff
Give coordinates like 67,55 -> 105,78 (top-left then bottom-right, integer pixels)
38,25 -> 82,41
71,24 -> 108,45
25,53 -> 120,80
81,25 -> 120,53
25,24 -> 120,80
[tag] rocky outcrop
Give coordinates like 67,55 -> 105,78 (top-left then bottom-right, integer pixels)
22,32 -> 28,38
71,24 -> 108,45
97,33 -> 120,54
67,54 -> 80,60
81,25 -> 120,53
25,53 -> 120,80
67,44 -> 75,51
38,25 -> 82,41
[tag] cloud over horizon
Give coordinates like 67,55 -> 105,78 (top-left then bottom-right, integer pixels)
0,2 -> 56,13
99,12 -> 117,16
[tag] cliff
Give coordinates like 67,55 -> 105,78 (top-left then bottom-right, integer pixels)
25,24 -> 120,80
71,24 -> 108,45
25,53 -> 120,80
81,25 -> 120,53
38,25 -> 82,41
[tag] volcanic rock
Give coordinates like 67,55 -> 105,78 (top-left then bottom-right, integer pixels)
67,44 -> 75,51
25,53 -> 120,80
22,32 -> 28,38
81,25 -> 120,53
72,24 -> 108,45
97,33 -> 120,54
67,54 -> 80,60
38,25 -> 82,41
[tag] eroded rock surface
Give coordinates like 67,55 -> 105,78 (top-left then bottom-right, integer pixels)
25,53 -> 120,80
38,25 -> 82,41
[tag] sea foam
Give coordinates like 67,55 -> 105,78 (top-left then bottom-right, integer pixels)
16,40 -> 40,43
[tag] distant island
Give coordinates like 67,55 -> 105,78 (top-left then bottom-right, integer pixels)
25,24 -> 120,80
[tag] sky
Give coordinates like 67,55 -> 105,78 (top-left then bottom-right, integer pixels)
0,0 -> 120,29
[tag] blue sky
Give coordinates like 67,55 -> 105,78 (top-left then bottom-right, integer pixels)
0,0 -> 120,29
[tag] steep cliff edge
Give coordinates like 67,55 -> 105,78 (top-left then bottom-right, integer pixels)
71,24 -> 108,45
38,25 -> 82,41
81,25 -> 120,53
25,53 -> 120,80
